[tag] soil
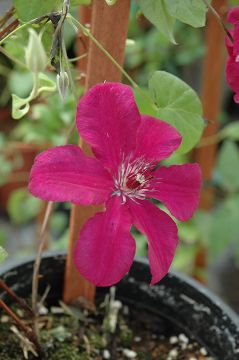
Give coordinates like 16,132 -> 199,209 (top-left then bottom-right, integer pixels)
0,290 -> 215,360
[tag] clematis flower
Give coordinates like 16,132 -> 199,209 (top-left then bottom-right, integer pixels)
226,7 -> 239,103
29,83 -> 201,286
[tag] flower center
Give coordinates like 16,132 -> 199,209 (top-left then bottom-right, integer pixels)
113,157 -> 154,202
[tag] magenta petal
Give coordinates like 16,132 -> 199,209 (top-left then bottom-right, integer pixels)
150,164 -> 201,221
228,7 -> 239,24
76,83 -> 141,172
134,115 -> 182,162
29,145 -> 113,205
226,56 -> 239,103
74,196 -> 136,286
129,200 -> 178,285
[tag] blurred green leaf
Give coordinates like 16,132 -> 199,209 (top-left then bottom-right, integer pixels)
7,188 -> 42,224
12,93 -> 30,119
13,0 -> 61,22
8,71 -> 33,98
220,122 -> 239,141
71,0 -> 91,5
0,246 -> 8,263
50,212 -> 68,235
135,233 -> 147,257
172,243 -> 197,273
166,0 -> 209,28
209,195 -> 239,260
149,71 -> 204,154
38,73 -> 56,94
138,0 -> 176,43
217,140 -> 239,192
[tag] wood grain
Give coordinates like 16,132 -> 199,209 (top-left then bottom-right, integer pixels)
63,0 -> 130,303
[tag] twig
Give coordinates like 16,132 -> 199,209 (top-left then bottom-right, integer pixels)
0,19 -> 19,42
0,6 -> 15,29
202,0 -> 233,42
0,279 -> 34,316
0,298 -> 43,356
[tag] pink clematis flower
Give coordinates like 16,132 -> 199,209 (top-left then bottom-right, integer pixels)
226,7 -> 239,103
29,83 -> 201,286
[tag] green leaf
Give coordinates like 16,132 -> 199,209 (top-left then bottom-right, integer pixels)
134,89 -> 158,117
11,73 -> 56,120
71,0 -> 91,5
13,0 -> 61,22
7,188 -> 42,224
220,121 -> 239,141
217,140 -> 239,192
37,73 -> 56,94
138,0 -> 176,43
166,0 -> 209,28
12,94 -> 30,120
149,71 -> 204,154
0,246 -> 8,263
209,195 -> 239,260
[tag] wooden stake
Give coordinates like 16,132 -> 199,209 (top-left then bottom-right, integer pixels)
195,0 -> 228,210
63,0 -> 130,303
193,0 -> 228,280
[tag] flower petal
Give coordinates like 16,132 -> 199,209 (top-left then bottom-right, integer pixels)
129,200 -> 178,285
134,115 -> 182,162
228,7 -> 239,24
226,56 -> 239,103
76,83 -> 141,172
74,196 -> 136,286
29,145 -> 113,205
150,164 -> 201,221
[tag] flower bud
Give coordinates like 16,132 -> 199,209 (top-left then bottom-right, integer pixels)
25,29 -> 48,73
56,71 -> 69,101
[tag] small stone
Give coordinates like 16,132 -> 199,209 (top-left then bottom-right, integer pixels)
134,336 -> 141,342
178,333 -> 189,344
168,349 -> 178,358
181,343 -> 187,350
123,305 -> 129,315
122,349 -> 137,358
189,357 -> 197,360
103,349 -> 111,359
200,347 -> 207,356
1,315 -> 9,323
169,336 -> 178,344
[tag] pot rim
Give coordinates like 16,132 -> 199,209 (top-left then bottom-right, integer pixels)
1,250 -> 238,328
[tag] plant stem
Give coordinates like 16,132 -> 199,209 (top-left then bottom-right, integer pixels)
202,0 -> 233,42
0,298 -> 43,356
69,15 -> 156,108
0,12 -> 61,46
0,279 -> 33,316
32,201 -> 53,323
69,53 -> 87,62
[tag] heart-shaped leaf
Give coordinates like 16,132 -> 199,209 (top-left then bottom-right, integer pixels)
149,71 -> 204,154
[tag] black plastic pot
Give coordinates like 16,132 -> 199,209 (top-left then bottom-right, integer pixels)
0,251 -> 239,359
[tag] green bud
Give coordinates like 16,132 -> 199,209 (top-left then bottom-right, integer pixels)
25,29 -> 48,73
56,71 -> 69,101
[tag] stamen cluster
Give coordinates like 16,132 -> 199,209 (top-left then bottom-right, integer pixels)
113,156 -> 155,202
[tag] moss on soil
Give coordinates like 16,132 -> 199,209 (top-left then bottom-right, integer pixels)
0,298 -> 214,360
